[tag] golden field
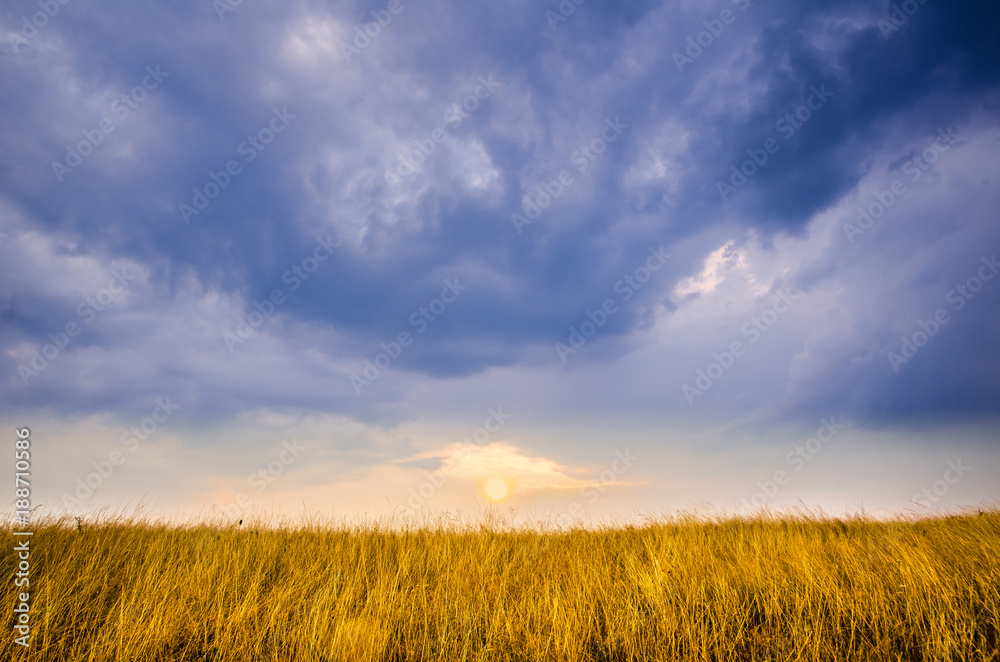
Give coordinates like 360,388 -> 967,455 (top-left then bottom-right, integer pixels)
2,510 -> 999,661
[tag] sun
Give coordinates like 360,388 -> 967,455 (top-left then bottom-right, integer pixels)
482,476 -> 511,502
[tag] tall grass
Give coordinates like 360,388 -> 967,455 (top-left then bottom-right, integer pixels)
2,510 -> 998,661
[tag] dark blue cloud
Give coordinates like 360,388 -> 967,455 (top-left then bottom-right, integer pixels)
1,0 -> 999,432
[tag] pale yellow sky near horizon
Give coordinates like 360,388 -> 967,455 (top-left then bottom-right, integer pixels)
5,411 -> 998,526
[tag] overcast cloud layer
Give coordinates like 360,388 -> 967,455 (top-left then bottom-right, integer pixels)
2,0 -> 998,519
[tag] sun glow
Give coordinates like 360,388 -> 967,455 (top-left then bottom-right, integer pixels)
482,476 -> 511,502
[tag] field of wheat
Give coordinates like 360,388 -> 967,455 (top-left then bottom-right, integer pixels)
2,510 -> 998,661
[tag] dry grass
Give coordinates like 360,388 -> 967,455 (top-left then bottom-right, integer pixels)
2,510 -> 999,661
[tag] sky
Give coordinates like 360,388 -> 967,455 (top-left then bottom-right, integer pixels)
1,0 -> 998,525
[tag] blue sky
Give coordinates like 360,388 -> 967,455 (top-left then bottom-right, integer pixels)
2,0 -> 998,522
